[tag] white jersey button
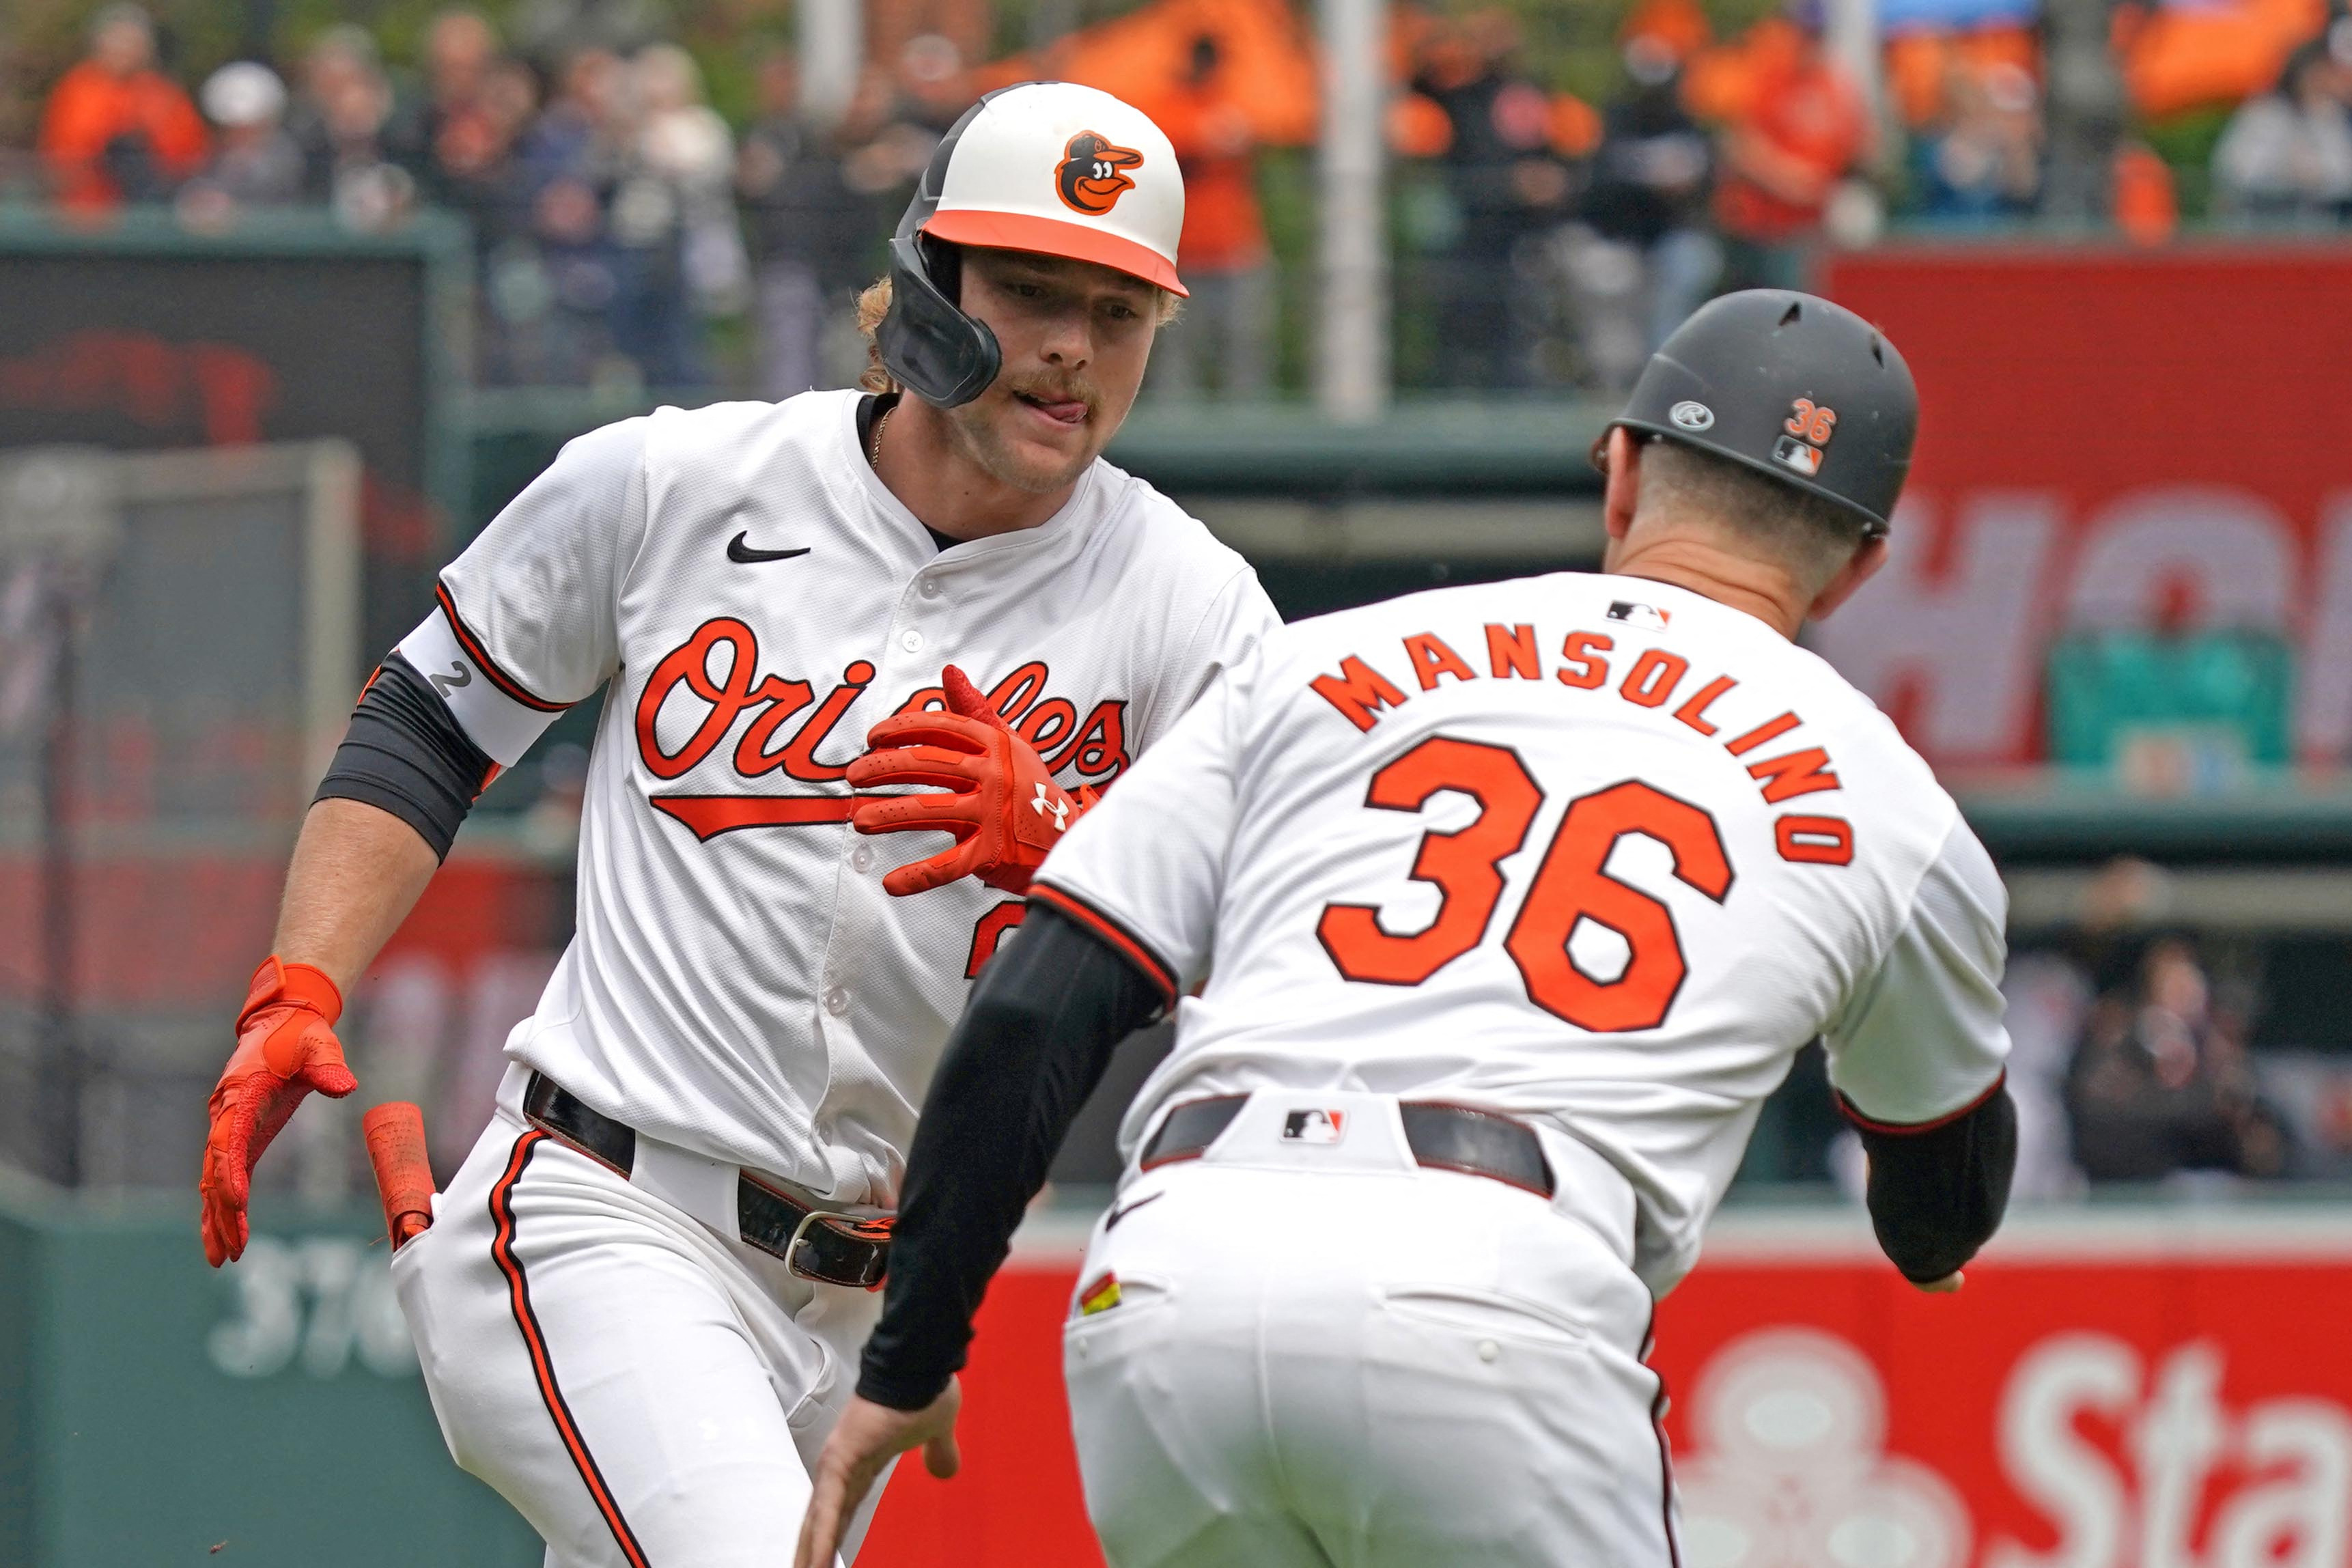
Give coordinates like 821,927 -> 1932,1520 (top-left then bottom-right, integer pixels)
851,845 -> 874,872
823,986 -> 850,1017
918,577 -> 942,599
901,629 -> 925,654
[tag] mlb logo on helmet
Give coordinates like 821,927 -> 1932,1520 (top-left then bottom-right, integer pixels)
1282,1109 -> 1347,1145
1772,395 -> 1837,478
1772,436 -> 1823,476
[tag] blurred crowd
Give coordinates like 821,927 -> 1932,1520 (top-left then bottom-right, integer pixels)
6,0 -> 2352,395
5,2 -> 976,391
1993,858 -> 2352,1197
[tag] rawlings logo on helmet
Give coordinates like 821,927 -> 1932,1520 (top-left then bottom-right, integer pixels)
1055,130 -> 1145,216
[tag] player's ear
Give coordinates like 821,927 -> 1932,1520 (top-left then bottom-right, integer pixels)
1807,534 -> 1890,622
1601,428 -> 1643,545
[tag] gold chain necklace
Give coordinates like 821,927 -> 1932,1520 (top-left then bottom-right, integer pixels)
868,403 -> 893,470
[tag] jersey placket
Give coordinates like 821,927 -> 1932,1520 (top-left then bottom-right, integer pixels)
807,550 -> 960,1198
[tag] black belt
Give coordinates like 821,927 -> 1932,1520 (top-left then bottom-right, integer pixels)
1140,1095 -> 1556,1199
523,1072 -> 892,1289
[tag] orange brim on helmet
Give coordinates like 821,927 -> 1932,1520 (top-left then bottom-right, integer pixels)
921,209 -> 1188,296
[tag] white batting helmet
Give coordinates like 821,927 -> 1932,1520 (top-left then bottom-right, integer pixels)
879,82 -> 1188,406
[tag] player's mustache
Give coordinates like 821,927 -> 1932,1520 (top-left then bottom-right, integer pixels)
1004,373 -> 1102,418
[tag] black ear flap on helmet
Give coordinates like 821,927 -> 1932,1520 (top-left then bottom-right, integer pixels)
880,229 -> 999,406
878,92 -> 1015,407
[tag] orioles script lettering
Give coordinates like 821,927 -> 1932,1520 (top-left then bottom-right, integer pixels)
635,619 -> 1132,841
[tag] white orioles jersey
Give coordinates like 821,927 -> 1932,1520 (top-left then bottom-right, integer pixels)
394,390 -> 1276,1205
1034,572 -> 2009,1294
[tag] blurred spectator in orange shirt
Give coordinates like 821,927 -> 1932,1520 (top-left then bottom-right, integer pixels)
1711,12 -> 1871,290
1151,36 -> 1274,401
37,4 -> 210,212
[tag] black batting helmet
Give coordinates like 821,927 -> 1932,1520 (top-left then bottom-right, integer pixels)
1601,290 -> 1918,537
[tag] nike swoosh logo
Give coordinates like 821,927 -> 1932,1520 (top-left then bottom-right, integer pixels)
727,532 -> 811,564
1103,1191 -> 1164,1232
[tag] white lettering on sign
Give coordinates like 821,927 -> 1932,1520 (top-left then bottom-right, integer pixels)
208,1235 -> 417,1380
1987,1332 -> 2137,1568
1987,1334 -> 2352,1568
1817,485 -> 2352,765
2067,488 -> 2295,632
1807,491 -> 2059,762
1673,1326 -> 1971,1568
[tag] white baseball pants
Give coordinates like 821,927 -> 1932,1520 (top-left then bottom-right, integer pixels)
1063,1091 -> 1679,1568
389,1066 -> 890,1568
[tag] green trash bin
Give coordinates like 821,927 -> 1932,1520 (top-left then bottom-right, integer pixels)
2045,629 -> 2294,791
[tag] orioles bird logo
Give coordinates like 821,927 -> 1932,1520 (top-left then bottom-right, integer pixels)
1056,130 -> 1145,216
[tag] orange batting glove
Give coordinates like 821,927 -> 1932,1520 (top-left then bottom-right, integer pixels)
848,665 -> 1097,897
199,957 -> 358,1267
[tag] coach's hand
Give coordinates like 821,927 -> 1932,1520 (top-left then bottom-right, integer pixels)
849,666 -> 1093,897
796,1382 -> 962,1568
199,957 -> 358,1267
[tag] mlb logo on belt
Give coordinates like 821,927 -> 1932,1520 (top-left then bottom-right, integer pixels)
1282,1109 -> 1347,1145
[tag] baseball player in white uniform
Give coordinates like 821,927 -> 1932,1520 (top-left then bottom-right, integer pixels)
195,83 -> 1277,1566
798,292 -> 2018,1568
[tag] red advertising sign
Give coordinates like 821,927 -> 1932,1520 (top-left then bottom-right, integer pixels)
1655,1212 -> 2352,1568
1815,247 -> 2352,768
861,1209 -> 2352,1568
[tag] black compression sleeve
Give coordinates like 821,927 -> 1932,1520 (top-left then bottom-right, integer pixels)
313,652 -> 496,861
856,904 -> 1165,1410
1844,1080 -> 2017,1284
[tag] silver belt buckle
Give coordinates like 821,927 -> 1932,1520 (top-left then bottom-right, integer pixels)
783,1206 -> 893,1287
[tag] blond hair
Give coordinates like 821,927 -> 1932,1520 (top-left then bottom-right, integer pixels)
854,275 -> 1183,394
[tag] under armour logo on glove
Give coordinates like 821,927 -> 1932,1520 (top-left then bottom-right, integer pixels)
848,665 -> 1098,896
1032,782 -> 1070,830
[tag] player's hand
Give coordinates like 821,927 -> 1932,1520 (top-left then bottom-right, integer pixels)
848,666 -> 1095,897
794,1381 -> 962,1568
1912,1271 -> 1963,1294
199,957 -> 357,1268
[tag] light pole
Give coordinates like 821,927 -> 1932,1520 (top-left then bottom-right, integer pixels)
797,0 -> 863,129
1316,0 -> 1390,424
